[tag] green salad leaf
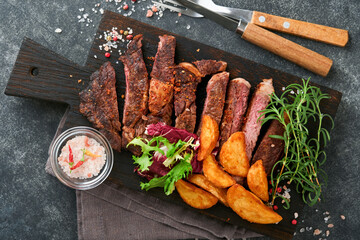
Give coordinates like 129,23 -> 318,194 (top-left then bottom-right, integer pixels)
140,154 -> 193,195
128,135 -> 197,195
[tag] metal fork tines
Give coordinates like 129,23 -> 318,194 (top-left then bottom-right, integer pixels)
152,0 -> 203,18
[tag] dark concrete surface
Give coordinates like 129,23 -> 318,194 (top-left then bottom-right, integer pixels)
0,0 -> 359,239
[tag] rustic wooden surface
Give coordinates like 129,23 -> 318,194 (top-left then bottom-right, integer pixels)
5,11 -> 342,240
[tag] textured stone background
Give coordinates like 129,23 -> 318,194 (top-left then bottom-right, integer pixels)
0,0 -> 359,239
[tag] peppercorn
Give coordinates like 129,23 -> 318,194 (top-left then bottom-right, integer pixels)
120,30 -> 124,34
277,187 -> 282,193
124,30 -> 128,36
291,219 -> 297,225
273,205 -> 278,210
123,4 -> 129,10
105,52 -> 111,58
106,35 -> 112,41
113,36 -> 118,41
126,34 -> 133,40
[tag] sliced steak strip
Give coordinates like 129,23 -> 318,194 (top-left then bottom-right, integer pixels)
220,78 -> 251,147
251,119 -> 286,175
79,61 -> 122,152
119,34 -> 149,150
242,78 -> 274,159
193,60 -> 227,77
196,72 -> 230,136
174,62 -> 203,133
148,35 -> 176,125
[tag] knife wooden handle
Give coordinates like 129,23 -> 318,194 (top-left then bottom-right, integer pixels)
241,23 -> 333,76
251,11 -> 348,47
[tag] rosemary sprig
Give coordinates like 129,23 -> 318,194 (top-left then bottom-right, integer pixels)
260,78 -> 334,208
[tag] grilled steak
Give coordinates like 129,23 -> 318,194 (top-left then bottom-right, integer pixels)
119,34 -> 149,151
196,72 -> 230,136
242,79 -> 274,159
220,78 -> 251,147
252,119 -> 286,175
79,62 -> 122,152
148,35 -> 176,125
174,62 -> 203,133
193,60 -> 227,77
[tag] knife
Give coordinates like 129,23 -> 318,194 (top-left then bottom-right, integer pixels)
176,0 -> 333,77
184,0 -> 348,47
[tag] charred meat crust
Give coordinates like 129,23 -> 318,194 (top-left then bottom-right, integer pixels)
242,79 -> 274,160
196,72 -> 230,136
251,119 -> 286,175
220,78 -> 251,147
119,34 -> 149,150
148,35 -> 176,125
79,61 -> 122,152
174,62 -> 202,133
193,60 -> 227,77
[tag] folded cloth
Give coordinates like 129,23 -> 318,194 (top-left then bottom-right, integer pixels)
45,121 -> 262,239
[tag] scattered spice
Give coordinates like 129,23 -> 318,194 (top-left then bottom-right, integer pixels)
121,94 -> 125,99
151,5 -> 158,12
69,75 -> 73,78
291,219 -> 297,225
340,215 -> 346,220
55,28 -> 62,33
326,230 -> 330,237
146,10 -> 154,18
327,224 -> 334,228
313,229 -> 322,236
123,4 -> 129,10
294,212 -> 298,219
196,48 -> 200,52
273,205 -> 278,210
105,52 -> 111,58
126,34 -> 133,40
78,79 -> 82,83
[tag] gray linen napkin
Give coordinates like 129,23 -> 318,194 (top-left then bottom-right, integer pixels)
45,121 -> 262,239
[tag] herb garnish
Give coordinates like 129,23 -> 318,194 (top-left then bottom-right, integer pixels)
128,136 -> 197,195
260,78 -> 334,208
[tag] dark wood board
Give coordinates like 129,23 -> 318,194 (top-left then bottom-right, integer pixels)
4,11 -> 342,240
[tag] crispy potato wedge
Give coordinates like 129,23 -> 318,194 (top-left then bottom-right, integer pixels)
219,132 -> 249,177
227,184 -> 282,224
175,179 -> 218,209
187,174 -> 229,206
247,160 -> 269,202
203,154 -> 236,188
198,115 -> 219,161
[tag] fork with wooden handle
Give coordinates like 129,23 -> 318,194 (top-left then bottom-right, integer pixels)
165,0 -> 349,47
174,0 -> 334,77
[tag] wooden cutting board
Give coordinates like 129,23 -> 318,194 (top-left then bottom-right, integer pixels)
4,10 -> 342,240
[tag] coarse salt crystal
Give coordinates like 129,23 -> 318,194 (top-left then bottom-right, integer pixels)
300,228 -> 305,233
326,230 -> 330,237
313,229 -> 322,236
55,28 -> 62,33
294,212 -> 298,219
186,24 -> 191,29
328,224 -> 334,228
94,55 -> 97,59
340,215 -> 346,220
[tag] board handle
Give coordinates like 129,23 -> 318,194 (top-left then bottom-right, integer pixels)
251,11 -> 349,47
4,38 -> 91,105
241,23 -> 333,77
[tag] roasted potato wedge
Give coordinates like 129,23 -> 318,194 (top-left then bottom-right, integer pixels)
187,174 -> 228,206
203,154 -> 236,188
219,132 -> 249,177
247,160 -> 269,202
227,184 -> 282,224
175,179 -> 218,209
198,115 -> 219,161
